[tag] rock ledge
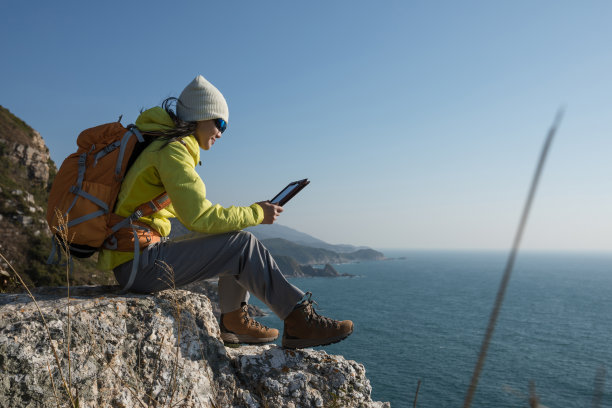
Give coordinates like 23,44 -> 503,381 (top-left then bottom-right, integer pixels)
0,286 -> 389,408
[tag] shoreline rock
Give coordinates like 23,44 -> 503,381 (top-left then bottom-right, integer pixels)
0,286 -> 389,407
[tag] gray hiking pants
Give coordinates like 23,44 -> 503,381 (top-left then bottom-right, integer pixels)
114,230 -> 304,319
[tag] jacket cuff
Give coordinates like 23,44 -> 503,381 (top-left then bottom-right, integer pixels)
250,203 -> 264,225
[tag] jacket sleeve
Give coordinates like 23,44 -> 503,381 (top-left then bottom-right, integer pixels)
156,141 -> 264,233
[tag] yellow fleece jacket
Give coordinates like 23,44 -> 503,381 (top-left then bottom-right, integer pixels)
97,107 -> 264,271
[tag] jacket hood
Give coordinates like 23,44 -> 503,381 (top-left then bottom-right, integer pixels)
135,106 -> 200,165
135,107 -> 175,132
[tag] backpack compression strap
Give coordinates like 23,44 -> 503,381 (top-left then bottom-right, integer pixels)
104,192 -> 172,293
47,127 -> 145,268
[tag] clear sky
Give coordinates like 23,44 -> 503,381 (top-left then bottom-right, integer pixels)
1,1 -> 611,251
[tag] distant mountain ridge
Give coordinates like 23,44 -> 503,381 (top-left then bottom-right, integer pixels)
260,238 -> 384,265
169,219 -> 385,276
170,219 -> 377,256
245,224 -> 370,253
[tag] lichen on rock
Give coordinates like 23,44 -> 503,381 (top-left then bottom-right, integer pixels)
0,286 -> 389,407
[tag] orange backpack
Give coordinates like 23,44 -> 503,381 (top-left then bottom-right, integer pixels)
46,121 -> 171,267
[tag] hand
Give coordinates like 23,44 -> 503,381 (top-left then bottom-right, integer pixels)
256,201 -> 284,224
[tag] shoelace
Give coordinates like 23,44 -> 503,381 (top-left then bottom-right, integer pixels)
299,293 -> 340,329
241,304 -> 267,330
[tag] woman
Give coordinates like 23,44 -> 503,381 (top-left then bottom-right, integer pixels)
98,75 -> 353,349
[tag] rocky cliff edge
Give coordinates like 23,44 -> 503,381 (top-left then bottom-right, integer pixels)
0,286 -> 389,408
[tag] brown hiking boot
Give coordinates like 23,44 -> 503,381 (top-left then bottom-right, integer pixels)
220,303 -> 279,344
282,293 -> 353,349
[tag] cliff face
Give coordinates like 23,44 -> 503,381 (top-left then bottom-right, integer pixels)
0,106 -> 55,287
0,110 -> 51,186
0,106 -> 52,229
0,106 -> 110,289
0,287 -> 389,408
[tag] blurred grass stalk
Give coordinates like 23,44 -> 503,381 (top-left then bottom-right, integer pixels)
0,208 -> 77,406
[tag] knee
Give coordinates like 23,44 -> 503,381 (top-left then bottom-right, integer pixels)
235,230 -> 256,243
226,230 -> 257,246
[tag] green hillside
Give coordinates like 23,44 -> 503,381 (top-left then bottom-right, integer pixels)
261,238 -> 384,265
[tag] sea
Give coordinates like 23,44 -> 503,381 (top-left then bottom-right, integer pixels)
250,250 -> 612,408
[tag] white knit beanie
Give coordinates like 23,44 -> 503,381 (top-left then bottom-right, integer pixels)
177,75 -> 229,123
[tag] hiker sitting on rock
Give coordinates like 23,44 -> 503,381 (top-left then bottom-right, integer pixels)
98,75 -> 353,349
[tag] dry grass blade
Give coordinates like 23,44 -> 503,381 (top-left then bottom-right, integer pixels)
0,251 -> 77,407
184,299 -> 219,405
53,208 -> 74,401
47,360 -> 61,408
169,396 -> 189,408
156,260 -> 182,407
591,366 -> 606,408
463,109 -> 564,408
99,358 -> 149,408
84,323 -> 150,408
413,379 -> 421,408
529,381 -> 539,408
137,338 -> 142,392
149,334 -> 166,407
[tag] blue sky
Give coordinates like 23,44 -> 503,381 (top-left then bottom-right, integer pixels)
1,1 -> 611,250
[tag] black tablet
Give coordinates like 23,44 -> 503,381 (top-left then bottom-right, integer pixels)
270,179 -> 310,206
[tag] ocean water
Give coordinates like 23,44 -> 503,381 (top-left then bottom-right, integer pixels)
250,250 -> 612,407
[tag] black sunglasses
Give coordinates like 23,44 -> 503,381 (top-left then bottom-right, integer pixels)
214,118 -> 227,134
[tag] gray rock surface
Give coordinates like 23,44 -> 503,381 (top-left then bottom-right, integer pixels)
0,286 -> 389,408
227,346 -> 387,408
0,130 -> 50,185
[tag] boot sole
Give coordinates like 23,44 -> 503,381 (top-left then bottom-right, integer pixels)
281,329 -> 353,349
221,332 -> 278,345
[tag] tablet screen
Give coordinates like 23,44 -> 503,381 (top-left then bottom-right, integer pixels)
271,182 -> 299,204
